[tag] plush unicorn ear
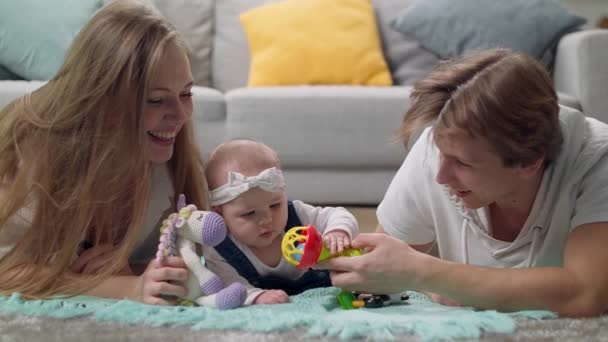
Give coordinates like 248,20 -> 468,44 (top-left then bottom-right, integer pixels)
177,193 -> 186,210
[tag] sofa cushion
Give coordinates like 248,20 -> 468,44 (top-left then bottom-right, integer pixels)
213,0 -> 278,92
0,81 -> 46,109
213,0 -> 438,91
143,0 -> 213,87
373,0 -> 439,86
239,0 -> 391,87
101,0 -> 213,86
0,66 -> 21,81
390,0 -> 586,64
0,0 -> 102,80
224,86 -> 409,168
190,86 -> 226,158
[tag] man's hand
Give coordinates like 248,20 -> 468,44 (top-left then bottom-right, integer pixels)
319,233 -> 430,294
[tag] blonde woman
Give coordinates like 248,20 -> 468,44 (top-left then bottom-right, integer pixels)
323,49 -> 608,317
0,0 -> 207,305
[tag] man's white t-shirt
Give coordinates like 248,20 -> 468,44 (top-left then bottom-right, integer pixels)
378,106 -> 608,268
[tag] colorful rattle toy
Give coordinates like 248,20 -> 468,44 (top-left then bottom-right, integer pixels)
281,225 -> 363,268
281,225 -> 408,309
156,194 -> 247,309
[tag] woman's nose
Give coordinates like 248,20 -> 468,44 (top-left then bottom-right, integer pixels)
168,99 -> 189,122
174,102 -> 187,121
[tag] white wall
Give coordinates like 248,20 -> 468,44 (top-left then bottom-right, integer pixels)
561,0 -> 608,28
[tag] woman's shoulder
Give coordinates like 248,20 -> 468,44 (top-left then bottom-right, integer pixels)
0,191 -> 35,259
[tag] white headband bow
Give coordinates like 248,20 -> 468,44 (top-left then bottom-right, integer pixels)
209,167 -> 286,206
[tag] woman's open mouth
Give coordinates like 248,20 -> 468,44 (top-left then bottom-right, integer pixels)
148,130 -> 176,146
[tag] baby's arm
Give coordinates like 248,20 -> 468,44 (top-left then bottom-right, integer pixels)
203,244 -> 289,305
293,200 -> 359,254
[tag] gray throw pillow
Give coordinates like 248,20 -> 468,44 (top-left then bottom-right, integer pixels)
373,0 -> 439,86
390,0 -> 586,62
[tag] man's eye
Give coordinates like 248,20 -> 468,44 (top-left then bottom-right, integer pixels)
456,160 -> 471,167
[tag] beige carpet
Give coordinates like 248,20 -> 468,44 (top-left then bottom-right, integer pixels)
4,206 -> 607,341
347,206 -> 378,233
2,312 -> 607,341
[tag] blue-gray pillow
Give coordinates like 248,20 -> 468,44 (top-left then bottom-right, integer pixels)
0,0 -> 102,80
390,0 -> 586,61
0,66 -> 21,81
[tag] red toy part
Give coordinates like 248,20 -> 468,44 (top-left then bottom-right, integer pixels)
297,225 -> 323,269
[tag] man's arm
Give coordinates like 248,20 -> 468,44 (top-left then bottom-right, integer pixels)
375,224 -> 434,253
420,222 -> 608,317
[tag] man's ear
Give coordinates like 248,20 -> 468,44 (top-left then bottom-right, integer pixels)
520,154 -> 545,178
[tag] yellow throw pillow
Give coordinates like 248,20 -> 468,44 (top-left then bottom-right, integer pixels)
239,0 -> 393,86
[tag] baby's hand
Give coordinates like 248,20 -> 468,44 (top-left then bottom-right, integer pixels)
323,229 -> 352,255
253,290 -> 290,305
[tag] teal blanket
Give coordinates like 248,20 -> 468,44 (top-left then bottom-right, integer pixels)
0,288 -> 555,341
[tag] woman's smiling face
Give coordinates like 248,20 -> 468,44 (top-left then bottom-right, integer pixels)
143,42 -> 193,163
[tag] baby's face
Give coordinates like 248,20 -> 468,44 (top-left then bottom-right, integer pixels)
219,187 -> 288,249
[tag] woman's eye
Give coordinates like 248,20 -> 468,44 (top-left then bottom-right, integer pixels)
242,211 -> 255,217
270,203 -> 281,209
180,92 -> 193,98
147,98 -> 163,105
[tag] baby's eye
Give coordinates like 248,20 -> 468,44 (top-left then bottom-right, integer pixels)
241,211 -> 255,217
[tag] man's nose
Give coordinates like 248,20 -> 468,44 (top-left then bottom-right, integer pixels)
435,158 -> 453,185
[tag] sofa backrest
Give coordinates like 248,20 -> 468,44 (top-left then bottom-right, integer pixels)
102,0 -> 214,87
212,0 -> 438,92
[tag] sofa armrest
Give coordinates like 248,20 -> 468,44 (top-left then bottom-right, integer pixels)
553,29 -> 608,123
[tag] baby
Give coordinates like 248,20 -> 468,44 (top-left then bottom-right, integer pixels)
203,139 -> 359,305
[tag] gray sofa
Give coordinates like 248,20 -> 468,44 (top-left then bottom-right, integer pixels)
1,0 -> 607,205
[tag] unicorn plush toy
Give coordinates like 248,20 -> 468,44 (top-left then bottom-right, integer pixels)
156,194 -> 247,309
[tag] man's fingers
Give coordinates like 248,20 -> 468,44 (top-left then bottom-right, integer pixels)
317,254 -> 360,271
350,233 -> 387,249
329,270 -> 366,291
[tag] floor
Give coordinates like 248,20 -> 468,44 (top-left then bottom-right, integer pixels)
346,206 -> 378,233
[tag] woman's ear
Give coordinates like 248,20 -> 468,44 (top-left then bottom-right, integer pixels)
212,206 -> 222,215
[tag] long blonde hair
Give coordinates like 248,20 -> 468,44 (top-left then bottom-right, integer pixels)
398,49 -> 561,167
0,0 -> 207,298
